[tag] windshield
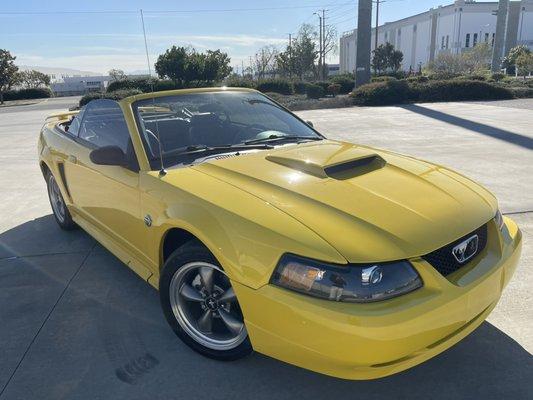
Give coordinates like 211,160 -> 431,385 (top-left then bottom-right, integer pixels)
132,91 -> 322,169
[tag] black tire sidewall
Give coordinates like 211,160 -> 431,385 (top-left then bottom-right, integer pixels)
47,173 -> 76,230
159,242 -> 253,361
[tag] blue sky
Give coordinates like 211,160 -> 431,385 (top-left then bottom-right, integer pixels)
1,0 -> 449,74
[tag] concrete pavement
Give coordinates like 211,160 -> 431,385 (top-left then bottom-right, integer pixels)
0,97 -> 531,399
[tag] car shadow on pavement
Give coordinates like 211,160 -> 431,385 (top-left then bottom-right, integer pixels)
1,215 -> 532,400
400,104 -> 533,150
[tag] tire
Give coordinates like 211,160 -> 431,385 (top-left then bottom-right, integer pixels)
46,172 -> 77,230
160,241 -> 253,361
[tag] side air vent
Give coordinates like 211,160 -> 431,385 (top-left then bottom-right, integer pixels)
57,163 -> 72,199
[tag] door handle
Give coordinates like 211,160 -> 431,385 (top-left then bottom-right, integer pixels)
68,155 -> 77,164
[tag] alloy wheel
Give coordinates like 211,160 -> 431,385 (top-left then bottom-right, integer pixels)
169,262 -> 247,351
48,175 -> 66,223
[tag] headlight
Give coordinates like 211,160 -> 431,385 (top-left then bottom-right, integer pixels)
495,209 -> 505,231
271,254 -> 422,303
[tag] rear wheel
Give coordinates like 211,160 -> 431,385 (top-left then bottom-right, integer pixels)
160,242 -> 252,360
47,173 -> 76,230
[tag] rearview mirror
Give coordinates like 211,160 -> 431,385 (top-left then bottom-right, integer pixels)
306,120 -> 314,128
90,145 -> 127,166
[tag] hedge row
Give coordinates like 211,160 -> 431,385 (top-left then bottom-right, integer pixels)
226,74 -> 355,97
79,89 -> 143,107
351,79 -> 514,106
3,87 -> 52,101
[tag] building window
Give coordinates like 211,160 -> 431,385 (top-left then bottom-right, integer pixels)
397,28 -> 402,48
473,33 -> 478,46
485,33 -> 489,43
446,35 -> 450,49
466,33 -> 471,48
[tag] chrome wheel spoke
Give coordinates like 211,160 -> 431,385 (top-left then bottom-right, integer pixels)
199,267 -> 214,294
218,287 -> 236,303
180,283 -> 204,302
218,309 -> 244,335
169,262 -> 247,351
197,310 -> 213,333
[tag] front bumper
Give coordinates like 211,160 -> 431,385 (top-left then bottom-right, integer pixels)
233,217 -> 522,380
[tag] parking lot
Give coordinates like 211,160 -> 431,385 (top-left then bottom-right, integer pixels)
0,97 -> 532,399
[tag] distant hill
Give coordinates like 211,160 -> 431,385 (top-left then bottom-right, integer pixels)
18,66 -> 101,78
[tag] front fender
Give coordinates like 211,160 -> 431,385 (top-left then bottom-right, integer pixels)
140,170 -> 347,289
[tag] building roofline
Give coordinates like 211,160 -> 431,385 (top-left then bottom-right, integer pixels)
341,1 -> 502,38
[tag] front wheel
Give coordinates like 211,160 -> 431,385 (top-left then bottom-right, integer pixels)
47,173 -> 77,230
159,242 -> 252,360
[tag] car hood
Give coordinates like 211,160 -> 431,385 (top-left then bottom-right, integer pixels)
190,140 -> 497,263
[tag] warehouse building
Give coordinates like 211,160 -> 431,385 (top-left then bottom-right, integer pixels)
340,0 -> 533,73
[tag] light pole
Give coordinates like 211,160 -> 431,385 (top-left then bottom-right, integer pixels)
314,12 -> 323,80
491,0 -> 509,72
355,0 -> 372,87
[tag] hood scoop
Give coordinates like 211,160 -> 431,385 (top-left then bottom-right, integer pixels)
266,153 -> 386,180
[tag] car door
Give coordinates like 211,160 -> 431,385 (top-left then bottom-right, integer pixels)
63,99 -> 152,279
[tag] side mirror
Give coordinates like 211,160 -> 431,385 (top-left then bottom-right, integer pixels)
89,145 -> 127,166
306,120 -> 314,128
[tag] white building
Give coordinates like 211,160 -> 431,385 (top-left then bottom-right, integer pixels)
340,0 -> 533,74
51,76 -> 110,97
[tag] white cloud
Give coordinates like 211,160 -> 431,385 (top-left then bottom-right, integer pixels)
12,33 -> 287,73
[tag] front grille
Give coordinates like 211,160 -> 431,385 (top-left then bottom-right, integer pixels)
422,224 -> 488,276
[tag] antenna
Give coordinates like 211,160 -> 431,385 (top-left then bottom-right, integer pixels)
140,9 -> 166,177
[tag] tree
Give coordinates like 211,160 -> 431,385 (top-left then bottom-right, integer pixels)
463,42 -> 492,73
516,53 -> 533,79
202,50 -> 232,83
108,69 -> 126,81
0,49 -> 19,104
155,46 -> 232,86
276,24 -> 318,80
502,45 -> 531,75
253,46 -> 278,79
322,25 -> 338,78
372,43 -> 404,74
427,43 -> 491,76
155,46 -> 189,86
19,70 -> 51,88
427,52 -> 467,75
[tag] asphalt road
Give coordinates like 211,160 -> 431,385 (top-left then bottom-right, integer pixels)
0,97 -> 531,400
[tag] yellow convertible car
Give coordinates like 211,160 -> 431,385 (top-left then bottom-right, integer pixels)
38,88 -> 522,380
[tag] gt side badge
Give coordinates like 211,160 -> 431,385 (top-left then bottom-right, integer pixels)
144,214 -> 152,227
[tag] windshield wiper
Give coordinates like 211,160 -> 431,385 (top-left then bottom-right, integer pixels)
177,143 -> 273,156
244,135 -> 323,145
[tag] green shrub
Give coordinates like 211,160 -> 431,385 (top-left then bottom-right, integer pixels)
371,76 -> 398,83
458,74 -> 488,81
224,76 -> 256,89
255,79 -> 293,95
80,89 -> 143,107
405,75 -> 429,83
490,73 -> 506,82
4,87 -> 52,101
329,73 -> 354,94
427,71 -> 461,81
414,80 -> 513,102
351,80 -> 410,106
154,80 -> 177,91
306,84 -> 325,99
315,81 -> 331,93
107,78 -> 151,93
327,83 -> 341,97
293,81 -> 310,95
